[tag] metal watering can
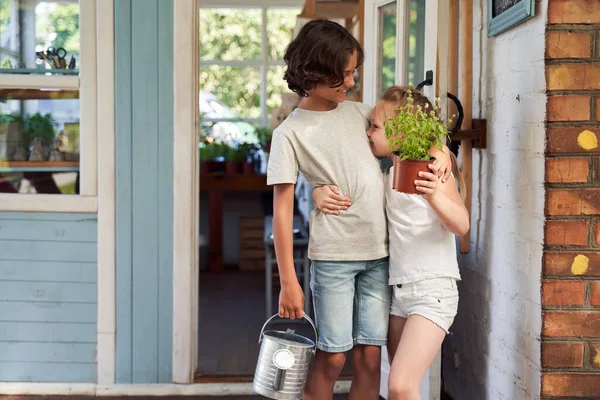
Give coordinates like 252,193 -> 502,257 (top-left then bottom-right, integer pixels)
253,313 -> 317,399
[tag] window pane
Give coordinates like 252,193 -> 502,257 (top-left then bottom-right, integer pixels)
407,0 -> 425,86
0,0 -> 80,75
0,90 -> 80,194
267,65 -> 291,113
199,8 -> 261,61
200,66 -> 260,119
267,8 -> 300,61
378,2 -> 396,96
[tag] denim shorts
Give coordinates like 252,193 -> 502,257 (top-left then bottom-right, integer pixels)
390,277 -> 459,334
310,257 -> 391,353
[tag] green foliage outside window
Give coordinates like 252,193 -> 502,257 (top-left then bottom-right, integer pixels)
199,8 -> 298,121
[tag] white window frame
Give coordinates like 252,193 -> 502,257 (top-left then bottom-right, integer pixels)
199,0 -> 303,127
364,0 -> 442,106
95,0 -> 116,385
0,0 -> 100,213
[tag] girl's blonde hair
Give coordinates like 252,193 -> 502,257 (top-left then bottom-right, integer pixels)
381,85 -> 466,201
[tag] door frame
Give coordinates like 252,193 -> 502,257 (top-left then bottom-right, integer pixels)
172,0 -> 200,384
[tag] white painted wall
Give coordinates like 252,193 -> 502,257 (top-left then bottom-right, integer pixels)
442,1 -> 546,399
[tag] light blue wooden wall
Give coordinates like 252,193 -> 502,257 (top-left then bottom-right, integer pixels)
0,212 -> 97,382
115,0 -> 174,384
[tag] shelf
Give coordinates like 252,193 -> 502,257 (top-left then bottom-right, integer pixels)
200,173 -> 271,191
0,68 -> 79,76
0,74 -> 79,90
0,88 -> 79,100
0,161 -> 80,173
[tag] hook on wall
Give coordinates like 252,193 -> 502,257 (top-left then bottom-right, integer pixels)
414,70 -> 485,154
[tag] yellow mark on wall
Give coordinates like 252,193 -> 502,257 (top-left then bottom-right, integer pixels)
594,347 -> 600,367
577,130 -> 598,150
571,254 -> 590,275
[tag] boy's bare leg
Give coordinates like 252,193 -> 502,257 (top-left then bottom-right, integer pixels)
349,344 -> 382,400
387,315 -> 408,364
304,350 -> 347,400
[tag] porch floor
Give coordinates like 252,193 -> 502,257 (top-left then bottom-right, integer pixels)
197,271 -> 353,377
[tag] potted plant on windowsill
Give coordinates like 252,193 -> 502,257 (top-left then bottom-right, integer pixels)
238,143 -> 254,175
199,143 -> 213,174
225,145 -> 244,174
385,90 -> 451,194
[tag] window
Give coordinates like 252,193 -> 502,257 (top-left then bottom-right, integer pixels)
378,2 -> 396,97
406,0 -> 425,86
365,0 -> 438,105
0,0 -> 96,198
199,2 -> 302,137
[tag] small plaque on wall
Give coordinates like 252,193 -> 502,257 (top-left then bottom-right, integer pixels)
488,0 -> 535,37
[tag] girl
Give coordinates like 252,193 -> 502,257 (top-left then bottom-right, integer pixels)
313,86 -> 469,400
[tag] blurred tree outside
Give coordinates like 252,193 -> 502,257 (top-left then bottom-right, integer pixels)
199,8 -> 298,122
35,2 -> 80,57
0,0 -> 10,39
380,4 -> 395,94
0,1 -> 80,64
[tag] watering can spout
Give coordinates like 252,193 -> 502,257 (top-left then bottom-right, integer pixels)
273,368 -> 286,391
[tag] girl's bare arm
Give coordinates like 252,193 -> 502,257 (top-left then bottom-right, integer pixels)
414,164 -> 470,236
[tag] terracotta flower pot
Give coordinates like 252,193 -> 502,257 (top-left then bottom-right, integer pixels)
243,161 -> 254,175
200,161 -> 210,174
225,161 -> 241,174
211,160 -> 224,173
392,154 -> 432,195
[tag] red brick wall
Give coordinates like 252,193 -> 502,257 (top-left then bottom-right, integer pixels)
543,0 -> 600,397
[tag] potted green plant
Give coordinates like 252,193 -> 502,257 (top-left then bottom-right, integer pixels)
224,145 -> 244,174
254,126 -> 272,152
238,143 -> 254,175
199,143 -> 213,174
384,90 -> 451,194
22,113 -> 57,153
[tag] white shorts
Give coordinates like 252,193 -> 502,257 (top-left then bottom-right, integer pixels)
390,277 -> 459,334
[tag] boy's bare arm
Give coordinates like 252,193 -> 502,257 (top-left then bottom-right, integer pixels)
273,184 -> 305,320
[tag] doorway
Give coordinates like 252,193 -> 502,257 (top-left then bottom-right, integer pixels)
196,0 -> 312,379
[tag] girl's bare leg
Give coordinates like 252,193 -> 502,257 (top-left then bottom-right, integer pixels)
387,315 -> 446,400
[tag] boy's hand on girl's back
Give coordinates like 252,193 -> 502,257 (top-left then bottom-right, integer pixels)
432,158 -> 451,182
312,185 -> 352,215
279,281 -> 305,320
429,145 -> 452,183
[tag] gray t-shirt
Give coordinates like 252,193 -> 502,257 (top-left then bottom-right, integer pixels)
267,101 -> 388,261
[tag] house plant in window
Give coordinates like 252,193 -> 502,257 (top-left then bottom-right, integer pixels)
385,89 -> 451,194
225,144 -> 245,175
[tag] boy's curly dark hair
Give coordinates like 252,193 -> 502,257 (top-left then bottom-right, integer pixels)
283,19 -> 364,97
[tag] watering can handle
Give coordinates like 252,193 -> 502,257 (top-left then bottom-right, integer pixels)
259,313 -> 318,344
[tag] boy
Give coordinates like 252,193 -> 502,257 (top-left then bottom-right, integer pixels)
267,20 -> 389,399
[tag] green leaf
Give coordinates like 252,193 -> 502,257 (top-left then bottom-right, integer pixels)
384,91 -> 450,160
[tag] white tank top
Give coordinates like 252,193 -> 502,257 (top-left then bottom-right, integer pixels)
385,171 -> 461,285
